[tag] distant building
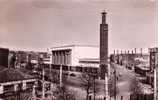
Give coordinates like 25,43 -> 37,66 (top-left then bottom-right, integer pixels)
148,47 -> 158,99
9,50 -> 49,69
0,48 -> 9,67
111,52 -> 149,70
49,45 -> 99,72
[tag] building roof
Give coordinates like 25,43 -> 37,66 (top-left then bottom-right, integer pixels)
50,44 -> 99,49
0,68 -> 34,83
79,58 -> 99,63
135,63 -> 150,71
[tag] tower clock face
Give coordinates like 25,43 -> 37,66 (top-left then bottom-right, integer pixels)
103,27 -> 107,31
104,28 -> 107,31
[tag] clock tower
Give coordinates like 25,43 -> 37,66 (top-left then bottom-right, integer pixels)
100,11 -> 108,79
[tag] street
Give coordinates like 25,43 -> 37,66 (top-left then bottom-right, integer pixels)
110,63 -> 136,100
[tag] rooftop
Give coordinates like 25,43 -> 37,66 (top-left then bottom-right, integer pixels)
0,67 -> 34,83
50,44 -> 99,49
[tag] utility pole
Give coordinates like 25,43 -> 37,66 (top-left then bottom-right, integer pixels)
149,48 -> 157,100
154,68 -> 157,100
105,73 -> 109,100
60,64 -> 63,87
42,68 -> 45,99
48,48 -> 52,75
32,85 -> 36,100
93,74 -> 96,100
114,69 -> 117,100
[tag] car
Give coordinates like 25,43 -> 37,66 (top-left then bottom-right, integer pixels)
70,73 -> 76,77
118,72 -> 122,77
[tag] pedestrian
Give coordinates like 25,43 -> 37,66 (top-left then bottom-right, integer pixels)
117,76 -> 118,81
121,96 -> 123,100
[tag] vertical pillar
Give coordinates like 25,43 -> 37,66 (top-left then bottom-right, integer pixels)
135,48 -> 137,54
127,50 -> 130,54
62,51 -> 64,65
60,51 -> 62,64
63,51 -> 66,65
58,52 -> 61,65
67,51 -> 71,65
121,50 -> 122,55
61,51 -> 63,65
154,68 -> 157,100
67,51 -> 69,65
114,50 -> 115,55
52,52 -> 54,64
58,51 -> 61,65
140,48 -> 143,56
54,52 -> 56,65
56,52 -> 58,65
0,85 -> 3,94
60,51 -> 63,65
65,51 -> 68,65
104,73 -> 109,100
56,51 -> 58,65
117,50 -> 119,55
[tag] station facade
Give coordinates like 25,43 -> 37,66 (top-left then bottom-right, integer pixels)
49,45 -> 99,67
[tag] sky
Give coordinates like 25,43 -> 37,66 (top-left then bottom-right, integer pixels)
0,0 -> 157,53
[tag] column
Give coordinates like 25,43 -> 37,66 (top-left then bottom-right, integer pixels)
61,51 -> 63,65
62,51 -> 65,65
53,52 -> 55,64
67,51 -> 71,65
52,52 -> 54,64
65,51 -> 68,65
54,52 -> 57,65
59,51 -> 61,65
57,51 -> 59,64
0,85 -> 3,94
57,52 -> 59,65
64,51 -> 66,65
22,82 -> 26,90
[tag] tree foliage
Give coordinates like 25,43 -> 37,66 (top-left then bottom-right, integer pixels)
53,85 -> 76,100
130,77 -> 142,95
79,72 -> 100,100
9,53 -> 16,68
108,75 -> 119,97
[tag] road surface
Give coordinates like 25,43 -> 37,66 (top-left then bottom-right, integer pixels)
110,63 -> 136,100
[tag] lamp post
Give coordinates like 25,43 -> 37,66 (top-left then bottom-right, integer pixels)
114,69 -> 117,100
154,68 -> 157,100
42,68 -> 45,99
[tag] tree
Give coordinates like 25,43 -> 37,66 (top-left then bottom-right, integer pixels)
130,77 -> 142,95
9,52 -> 16,68
79,72 -> 100,100
53,85 -> 76,100
108,75 -> 119,98
26,54 -> 34,70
